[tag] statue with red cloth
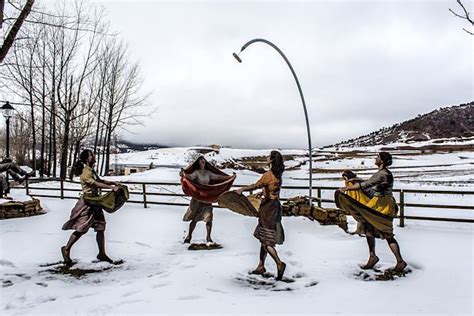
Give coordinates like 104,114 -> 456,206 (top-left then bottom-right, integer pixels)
180,156 -> 236,243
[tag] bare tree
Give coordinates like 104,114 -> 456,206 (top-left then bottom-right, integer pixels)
7,112 -> 32,164
1,0 -> 150,179
52,2 -> 108,179
0,20 -> 46,170
450,0 -> 473,35
0,0 -> 35,63
100,39 -> 148,175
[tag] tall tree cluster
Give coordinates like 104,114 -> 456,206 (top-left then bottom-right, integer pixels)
0,0 -> 148,179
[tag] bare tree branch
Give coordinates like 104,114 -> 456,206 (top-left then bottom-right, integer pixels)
450,0 -> 474,35
0,0 -> 35,63
23,18 -> 112,34
0,0 -> 5,28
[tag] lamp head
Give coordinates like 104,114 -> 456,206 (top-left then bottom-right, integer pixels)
1,102 -> 15,119
232,52 -> 242,63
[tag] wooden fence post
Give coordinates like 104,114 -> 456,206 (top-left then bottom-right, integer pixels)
25,177 -> 29,196
142,183 -> 147,208
399,189 -> 405,227
60,178 -> 64,200
317,188 -> 322,208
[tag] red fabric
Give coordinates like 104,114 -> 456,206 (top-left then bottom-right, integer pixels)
180,157 -> 236,203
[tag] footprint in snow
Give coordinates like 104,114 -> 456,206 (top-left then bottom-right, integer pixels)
234,271 -> 318,292
121,290 -> 140,298
352,263 -> 416,281
206,288 -> 228,294
0,259 -> 16,268
35,282 -> 48,287
151,282 -> 171,289
2,279 -> 14,287
177,295 -> 201,300
135,241 -> 152,248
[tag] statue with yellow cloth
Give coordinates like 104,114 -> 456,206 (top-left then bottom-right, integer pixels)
335,152 -> 407,272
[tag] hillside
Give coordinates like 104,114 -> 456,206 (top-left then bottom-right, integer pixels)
331,102 -> 474,148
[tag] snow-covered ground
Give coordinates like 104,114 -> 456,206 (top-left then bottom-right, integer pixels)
323,136 -> 474,152
1,198 -> 473,315
1,146 -> 473,315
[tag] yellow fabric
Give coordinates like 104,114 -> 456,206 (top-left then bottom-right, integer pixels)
345,181 -> 371,205
83,184 -> 130,213
365,196 -> 398,217
345,180 -> 397,217
335,191 -> 395,239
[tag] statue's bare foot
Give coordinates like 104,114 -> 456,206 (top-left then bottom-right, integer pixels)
361,255 -> 379,270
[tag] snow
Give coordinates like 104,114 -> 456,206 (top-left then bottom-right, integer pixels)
0,191 -> 33,203
1,146 -> 473,315
1,198 -> 473,315
112,147 -> 307,169
324,136 -> 474,151
113,147 -> 196,167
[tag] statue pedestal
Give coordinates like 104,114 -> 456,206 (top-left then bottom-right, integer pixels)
0,198 -> 44,219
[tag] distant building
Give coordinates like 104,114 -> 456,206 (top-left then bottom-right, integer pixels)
192,145 -> 221,155
210,144 -> 221,153
110,163 -> 156,176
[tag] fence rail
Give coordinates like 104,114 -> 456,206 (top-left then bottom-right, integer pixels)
22,178 -> 474,227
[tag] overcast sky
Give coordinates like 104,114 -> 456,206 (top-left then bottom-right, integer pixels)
92,0 -> 472,149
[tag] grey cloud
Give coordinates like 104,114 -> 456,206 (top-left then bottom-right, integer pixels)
96,0 -> 472,148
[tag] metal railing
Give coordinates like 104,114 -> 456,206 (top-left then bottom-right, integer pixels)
23,178 -> 474,227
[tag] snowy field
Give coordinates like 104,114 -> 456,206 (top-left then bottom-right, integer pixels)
1,198 -> 473,315
25,146 -> 474,220
1,146 -> 473,315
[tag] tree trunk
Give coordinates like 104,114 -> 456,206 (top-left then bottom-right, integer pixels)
52,114 -> 57,177
0,0 -> 5,29
0,0 -> 35,63
100,128 -> 108,176
29,98 -> 36,172
104,129 -> 112,176
40,95 -> 45,177
68,141 -> 74,167
47,110 -> 53,176
99,122 -> 107,176
40,41 -> 46,177
73,140 -> 80,165
52,73 -> 57,177
93,83 -> 105,155
59,112 -> 71,180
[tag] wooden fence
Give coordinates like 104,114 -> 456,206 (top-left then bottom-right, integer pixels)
23,178 -> 474,227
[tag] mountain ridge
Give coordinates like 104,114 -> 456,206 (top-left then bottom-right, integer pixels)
329,101 -> 474,148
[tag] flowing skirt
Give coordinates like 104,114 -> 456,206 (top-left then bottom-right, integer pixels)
62,198 -> 106,233
183,198 -> 213,223
254,198 -> 285,247
335,190 -> 398,239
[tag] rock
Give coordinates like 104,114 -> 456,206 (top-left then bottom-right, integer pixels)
0,198 -> 44,220
282,196 -> 347,232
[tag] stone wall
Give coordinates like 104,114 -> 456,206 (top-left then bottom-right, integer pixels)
0,199 -> 44,219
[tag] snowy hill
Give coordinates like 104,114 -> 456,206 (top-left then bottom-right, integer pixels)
109,146 -> 474,189
330,101 -> 474,148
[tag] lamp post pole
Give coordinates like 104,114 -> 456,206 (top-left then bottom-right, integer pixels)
1,101 -> 15,182
5,116 -> 10,158
233,38 -> 313,201
1,101 -> 15,158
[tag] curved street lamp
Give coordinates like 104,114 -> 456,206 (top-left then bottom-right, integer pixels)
233,38 -> 313,201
